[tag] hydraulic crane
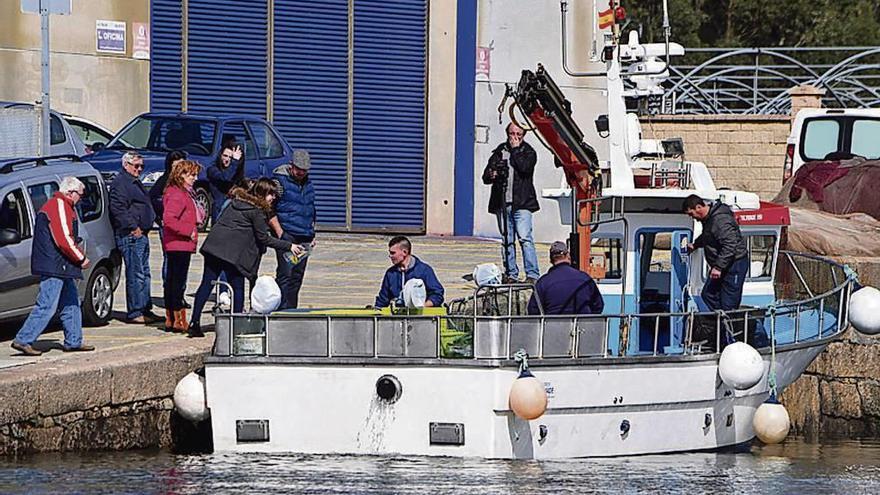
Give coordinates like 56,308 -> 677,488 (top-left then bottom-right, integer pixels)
503,64 -> 602,274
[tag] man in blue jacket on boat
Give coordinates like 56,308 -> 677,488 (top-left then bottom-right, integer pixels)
527,241 -> 604,315
375,236 -> 444,308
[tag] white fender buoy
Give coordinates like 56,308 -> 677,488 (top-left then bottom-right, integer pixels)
173,372 -> 210,422
753,399 -> 791,444
718,342 -> 764,390
849,286 -> 880,335
509,370 -> 548,420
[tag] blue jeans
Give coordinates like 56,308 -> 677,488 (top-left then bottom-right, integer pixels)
495,207 -> 540,280
117,233 -> 152,320
14,277 -> 82,348
701,256 -> 750,312
275,233 -> 310,309
191,253 -> 246,323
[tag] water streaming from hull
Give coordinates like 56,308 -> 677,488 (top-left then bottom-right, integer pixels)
356,397 -> 397,453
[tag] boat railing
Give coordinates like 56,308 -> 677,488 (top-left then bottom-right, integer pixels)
211,251 -> 855,361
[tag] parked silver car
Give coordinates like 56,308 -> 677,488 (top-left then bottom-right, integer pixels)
0,156 -> 121,325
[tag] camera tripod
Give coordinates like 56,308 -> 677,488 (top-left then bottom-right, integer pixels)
497,166 -> 514,283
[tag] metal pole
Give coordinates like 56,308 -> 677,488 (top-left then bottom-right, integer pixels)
40,2 -> 50,156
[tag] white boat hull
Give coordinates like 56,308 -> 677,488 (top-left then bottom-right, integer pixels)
204,341 -> 826,458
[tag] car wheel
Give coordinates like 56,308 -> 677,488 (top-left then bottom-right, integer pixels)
83,265 -> 113,326
195,186 -> 212,232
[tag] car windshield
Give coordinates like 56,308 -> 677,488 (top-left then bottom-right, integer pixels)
108,116 -> 216,154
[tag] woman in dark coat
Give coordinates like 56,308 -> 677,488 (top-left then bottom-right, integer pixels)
188,178 -> 296,337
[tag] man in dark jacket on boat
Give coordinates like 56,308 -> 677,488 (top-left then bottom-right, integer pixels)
375,236 -> 444,309
683,194 -> 749,312
527,241 -> 604,315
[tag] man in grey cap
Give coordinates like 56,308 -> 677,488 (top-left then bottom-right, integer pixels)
272,149 -> 317,309
527,241 -> 604,315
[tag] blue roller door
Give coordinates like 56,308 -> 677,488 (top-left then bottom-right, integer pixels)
273,0 -> 349,228
150,0 -> 427,232
186,0 -> 267,117
150,0 -> 183,112
351,0 -> 427,229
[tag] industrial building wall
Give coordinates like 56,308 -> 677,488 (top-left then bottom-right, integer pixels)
0,0 -> 151,132
470,0 -> 608,243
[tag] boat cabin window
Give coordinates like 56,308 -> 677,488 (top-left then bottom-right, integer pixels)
588,237 -> 622,282
746,233 -> 776,281
638,232 -> 672,313
699,232 -> 777,281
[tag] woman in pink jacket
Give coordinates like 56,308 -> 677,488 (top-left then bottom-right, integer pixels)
162,160 -> 205,332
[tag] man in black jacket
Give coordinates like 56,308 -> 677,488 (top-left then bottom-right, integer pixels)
482,122 -> 540,284
109,151 -> 159,324
683,195 -> 749,313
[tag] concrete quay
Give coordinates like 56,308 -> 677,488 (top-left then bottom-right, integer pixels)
0,232 -> 540,455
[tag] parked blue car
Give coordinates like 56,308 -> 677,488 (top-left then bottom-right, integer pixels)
84,112 -> 293,227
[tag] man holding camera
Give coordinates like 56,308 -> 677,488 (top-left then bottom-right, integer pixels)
482,122 -> 540,284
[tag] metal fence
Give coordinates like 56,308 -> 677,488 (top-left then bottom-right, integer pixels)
212,253 -> 855,361
657,47 -> 880,114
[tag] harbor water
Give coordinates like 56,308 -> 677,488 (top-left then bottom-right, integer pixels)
1,438 -> 879,494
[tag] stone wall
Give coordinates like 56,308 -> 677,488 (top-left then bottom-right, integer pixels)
639,115 -> 792,200
0,339 -> 212,456
781,329 -> 880,438
780,257 -> 880,438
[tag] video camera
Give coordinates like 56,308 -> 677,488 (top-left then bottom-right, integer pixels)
488,152 -> 510,185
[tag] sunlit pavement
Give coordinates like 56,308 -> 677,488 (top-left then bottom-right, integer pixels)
0,232 -> 550,370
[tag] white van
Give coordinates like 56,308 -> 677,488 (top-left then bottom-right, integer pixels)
783,108 -> 880,182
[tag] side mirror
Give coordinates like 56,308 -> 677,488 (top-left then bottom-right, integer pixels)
90,142 -> 106,153
0,228 -> 22,246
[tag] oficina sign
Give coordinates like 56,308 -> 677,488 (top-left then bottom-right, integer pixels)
96,20 -> 125,54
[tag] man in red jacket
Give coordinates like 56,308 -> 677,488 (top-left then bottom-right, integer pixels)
11,177 -> 94,356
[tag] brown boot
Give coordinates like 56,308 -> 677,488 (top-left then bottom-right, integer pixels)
173,309 -> 190,333
165,309 -> 174,332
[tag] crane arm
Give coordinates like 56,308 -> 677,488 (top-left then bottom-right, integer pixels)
507,64 -> 603,273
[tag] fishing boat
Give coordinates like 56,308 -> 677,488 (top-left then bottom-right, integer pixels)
191,2 -> 861,458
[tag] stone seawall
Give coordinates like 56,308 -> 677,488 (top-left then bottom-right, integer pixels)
781,257 -> 880,438
0,339 -> 212,456
781,329 -> 880,438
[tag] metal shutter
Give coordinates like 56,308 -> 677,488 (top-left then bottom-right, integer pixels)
150,0 -> 183,112
186,0 -> 267,116
273,0 -> 349,227
351,0 -> 427,230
